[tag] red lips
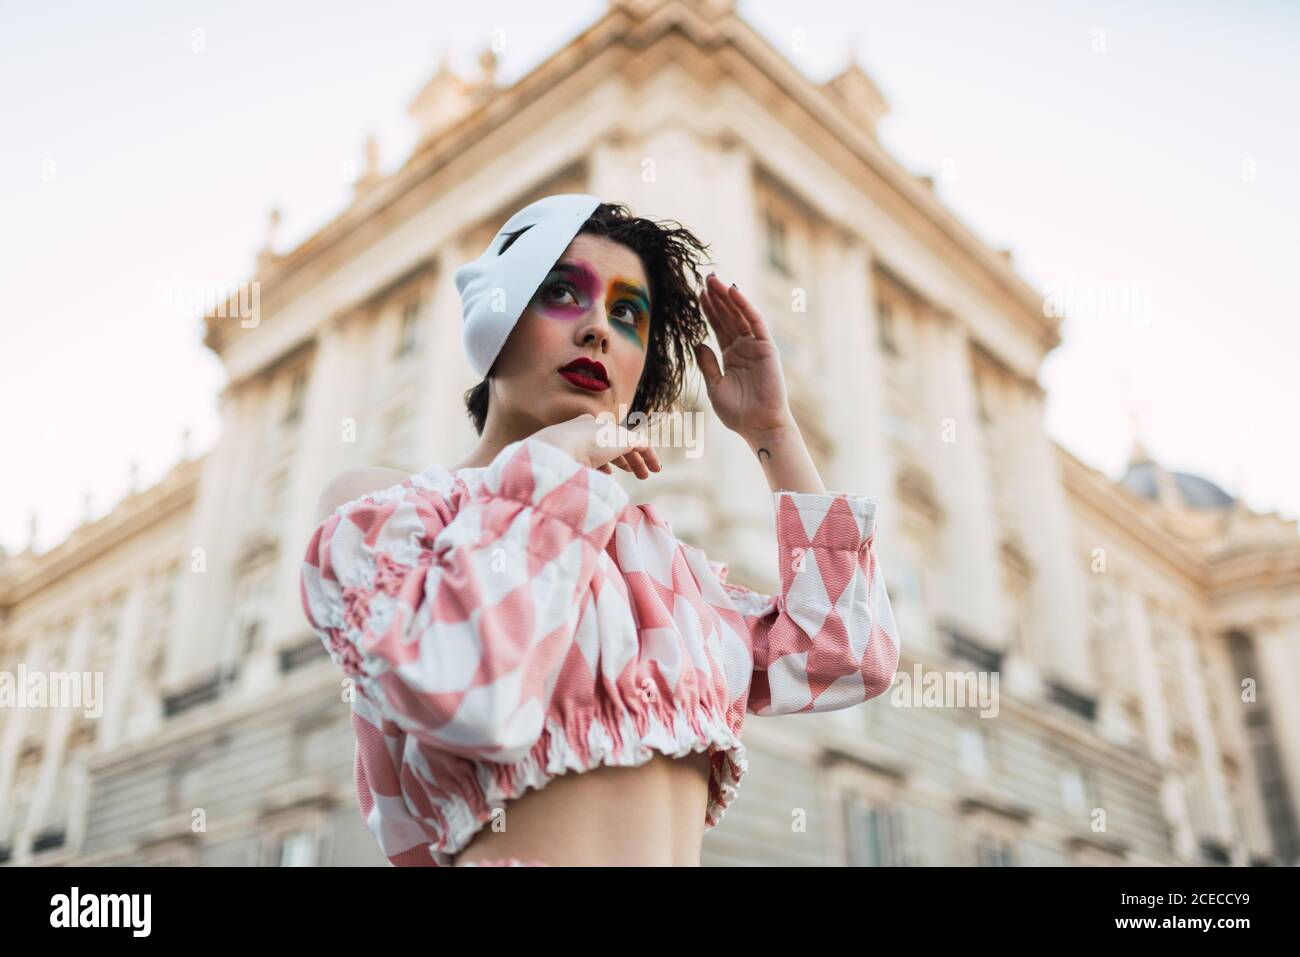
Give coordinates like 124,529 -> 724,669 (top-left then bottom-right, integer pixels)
558,357 -> 610,392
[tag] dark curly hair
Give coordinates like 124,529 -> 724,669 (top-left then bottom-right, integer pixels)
463,202 -> 711,434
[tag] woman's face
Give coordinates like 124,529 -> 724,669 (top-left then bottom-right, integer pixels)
490,233 -> 651,428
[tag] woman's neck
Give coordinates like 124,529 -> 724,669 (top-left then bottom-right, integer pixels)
451,408 -> 544,471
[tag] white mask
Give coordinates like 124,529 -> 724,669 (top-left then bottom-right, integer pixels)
454,193 -> 603,378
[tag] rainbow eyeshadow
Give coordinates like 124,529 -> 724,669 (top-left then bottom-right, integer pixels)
533,260 -> 650,349
606,276 -> 650,349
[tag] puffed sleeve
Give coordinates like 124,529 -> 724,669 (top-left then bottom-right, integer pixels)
299,436 -> 629,764
719,491 -> 900,716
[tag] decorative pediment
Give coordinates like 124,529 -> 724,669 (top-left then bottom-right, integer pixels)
407,51 -> 479,144
957,787 -> 1034,824
824,58 -> 891,137
1066,830 -> 1129,860
259,777 -> 338,818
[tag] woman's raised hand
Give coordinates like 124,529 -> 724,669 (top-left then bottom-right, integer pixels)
693,273 -> 793,442
531,413 -> 662,480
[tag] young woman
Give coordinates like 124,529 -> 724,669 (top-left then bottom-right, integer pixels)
300,194 -> 900,867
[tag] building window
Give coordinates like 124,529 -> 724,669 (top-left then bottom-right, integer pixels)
395,296 -> 422,358
1059,767 -> 1089,815
1048,680 -> 1098,723
1198,839 -> 1230,866
239,619 -> 262,657
31,827 -> 66,854
279,635 -> 326,674
975,832 -> 1017,867
764,210 -> 789,275
958,725 -> 990,779
283,369 -> 308,426
876,298 -> 898,355
843,793 -> 906,867
163,674 -> 221,716
277,829 -> 318,867
947,628 -> 1002,672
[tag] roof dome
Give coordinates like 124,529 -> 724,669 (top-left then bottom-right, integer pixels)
1121,461 -> 1235,509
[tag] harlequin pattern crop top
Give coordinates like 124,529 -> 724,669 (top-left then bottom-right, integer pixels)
299,435 -> 900,866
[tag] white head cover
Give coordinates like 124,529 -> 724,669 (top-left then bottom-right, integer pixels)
453,193 -> 603,378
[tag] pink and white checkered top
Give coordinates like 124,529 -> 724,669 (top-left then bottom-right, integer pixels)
299,435 -> 900,866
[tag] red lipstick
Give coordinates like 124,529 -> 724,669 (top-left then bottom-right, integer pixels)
558,357 -> 610,392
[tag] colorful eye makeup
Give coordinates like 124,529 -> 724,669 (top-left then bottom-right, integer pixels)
606,278 -> 650,349
534,260 -> 650,349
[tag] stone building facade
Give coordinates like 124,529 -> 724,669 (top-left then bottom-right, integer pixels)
2,0 -> 1296,866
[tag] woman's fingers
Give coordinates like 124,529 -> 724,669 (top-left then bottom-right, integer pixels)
587,419 -> 664,480
706,273 -> 753,339
606,448 -> 659,480
631,443 -> 660,474
693,340 -> 723,390
623,448 -> 651,479
725,282 -> 771,342
699,283 -> 735,353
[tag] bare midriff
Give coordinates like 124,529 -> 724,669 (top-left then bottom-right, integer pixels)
451,747 -> 715,866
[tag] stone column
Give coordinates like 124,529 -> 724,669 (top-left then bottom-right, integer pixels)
417,240 -> 481,469
63,762 -> 92,854
1126,591 -> 1171,764
1093,576 -> 1136,748
316,312 -> 365,479
165,381 -> 263,693
813,234 -> 895,534
1172,619 -> 1234,842
1008,385 -> 1094,690
916,310 -> 1006,649
265,316 -> 353,661
98,577 -> 150,752
1126,593 -> 1195,861
1201,631 -> 1272,862
1255,623 -> 1300,835
23,611 -> 93,850
622,126 -> 770,569
123,566 -> 173,743
0,638 -> 48,839
1160,775 -> 1197,862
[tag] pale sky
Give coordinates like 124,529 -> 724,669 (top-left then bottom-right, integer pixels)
2,0 -> 1297,554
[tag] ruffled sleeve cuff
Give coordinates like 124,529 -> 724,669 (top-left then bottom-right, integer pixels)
773,491 -> 878,550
